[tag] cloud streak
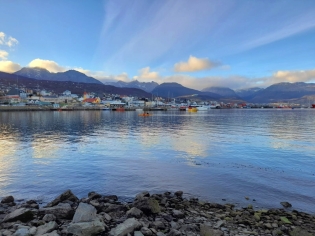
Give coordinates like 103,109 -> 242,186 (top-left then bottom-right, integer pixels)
174,56 -> 220,72
0,32 -> 19,48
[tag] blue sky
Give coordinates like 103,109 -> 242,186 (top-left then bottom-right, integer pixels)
0,0 -> 315,90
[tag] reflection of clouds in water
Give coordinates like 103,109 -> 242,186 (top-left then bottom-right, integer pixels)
31,137 -> 62,159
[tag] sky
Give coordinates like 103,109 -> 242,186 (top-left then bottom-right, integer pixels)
0,0 -> 315,90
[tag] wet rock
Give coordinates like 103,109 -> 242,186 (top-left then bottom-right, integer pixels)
88,191 -> 102,200
126,207 -> 143,219
46,190 -> 78,207
109,217 -> 142,236
39,203 -> 74,219
1,196 -> 14,204
43,214 -> 56,222
67,218 -> 106,236
174,191 -> 183,198
280,202 -> 292,208
35,221 -> 58,236
133,198 -> 160,215
135,191 -> 150,201
3,208 -> 34,223
72,202 -> 97,223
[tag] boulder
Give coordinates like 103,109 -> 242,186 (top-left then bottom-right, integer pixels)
167,229 -> 181,236
126,207 -> 143,219
135,191 -> 150,201
67,219 -> 106,236
109,217 -> 142,236
35,221 -> 58,236
200,223 -> 223,236
1,196 -> 14,204
46,190 -> 78,207
174,191 -> 183,198
72,203 -> 97,223
39,203 -> 74,219
134,231 -> 144,236
3,208 -> 34,222
43,214 -> 56,222
140,227 -> 153,236
172,210 -> 185,219
133,198 -> 160,215
13,227 -> 30,236
42,230 -> 60,236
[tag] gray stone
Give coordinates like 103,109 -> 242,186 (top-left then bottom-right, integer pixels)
43,214 -> 56,222
134,231 -> 144,236
167,229 -> 181,236
135,191 -> 150,201
200,223 -> 223,236
29,227 -> 37,235
72,203 -> 97,223
3,208 -> 34,223
13,227 -> 30,236
40,203 -> 74,219
35,221 -> 58,236
1,196 -> 14,204
150,221 -> 165,230
126,207 -> 143,219
42,230 -> 60,236
140,227 -> 153,236
109,218 -> 142,236
214,220 -> 225,229
67,219 -> 106,236
156,233 -> 166,236
46,190 -> 78,207
133,198 -> 160,215
172,209 -> 185,219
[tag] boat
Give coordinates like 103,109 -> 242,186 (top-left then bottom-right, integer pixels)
138,113 -> 152,117
115,107 -> 125,112
102,107 -> 110,110
312,104 -> 315,108
187,106 -> 197,112
179,106 -> 186,111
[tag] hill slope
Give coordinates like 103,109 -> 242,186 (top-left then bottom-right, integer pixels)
14,67 -> 103,85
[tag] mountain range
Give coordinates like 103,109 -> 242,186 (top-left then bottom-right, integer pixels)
2,67 -> 315,104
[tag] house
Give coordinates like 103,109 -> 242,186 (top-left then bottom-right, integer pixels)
83,97 -> 101,104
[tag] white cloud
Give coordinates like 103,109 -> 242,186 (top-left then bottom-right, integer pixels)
174,56 -> 220,72
7,36 -> 19,47
0,50 -> 8,60
0,32 -> 5,45
133,67 -> 159,81
0,60 -> 22,73
28,59 -> 66,73
0,32 -> 19,47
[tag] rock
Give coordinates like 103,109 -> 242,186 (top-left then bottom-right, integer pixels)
42,230 -> 60,236
140,227 -> 153,236
214,220 -> 225,229
72,202 -> 97,223
109,218 -> 142,236
134,231 -> 144,236
3,208 -> 34,222
29,227 -> 37,235
156,233 -> 166,236
39,203 -> 74,219
174,191 -> 183,198
200,223 -> 223,236
280,202 -> 292,208
172,209 -> 185,219
167,229 -> 181,236
88,191 -> 102,200
1,196 -> 14,204
150,221 -> 165,230
67,219 -> 106,236
280,216 -> 292,224
43,214 -> 56,222
133,198 -> 160,215
126,207 -> 143,219
35,221 -> 58,236
13,227 -> 30,236
135,191 -> 150,201
289,227 -> 312,236
46,190 -> 78,207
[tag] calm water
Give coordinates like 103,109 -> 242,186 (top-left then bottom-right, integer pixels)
0,109 -> 314,213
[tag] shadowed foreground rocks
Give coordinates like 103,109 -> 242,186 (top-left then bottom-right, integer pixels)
0,190 -> 314,236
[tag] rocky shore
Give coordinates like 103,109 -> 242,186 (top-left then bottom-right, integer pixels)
0,190 -> 314,236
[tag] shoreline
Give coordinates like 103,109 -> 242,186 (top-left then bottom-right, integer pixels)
1,190 -> 314,236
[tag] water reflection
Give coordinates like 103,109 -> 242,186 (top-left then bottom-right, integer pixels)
0,110 -> 314,213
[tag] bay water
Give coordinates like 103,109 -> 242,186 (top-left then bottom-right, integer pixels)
0,109 -> 314,213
